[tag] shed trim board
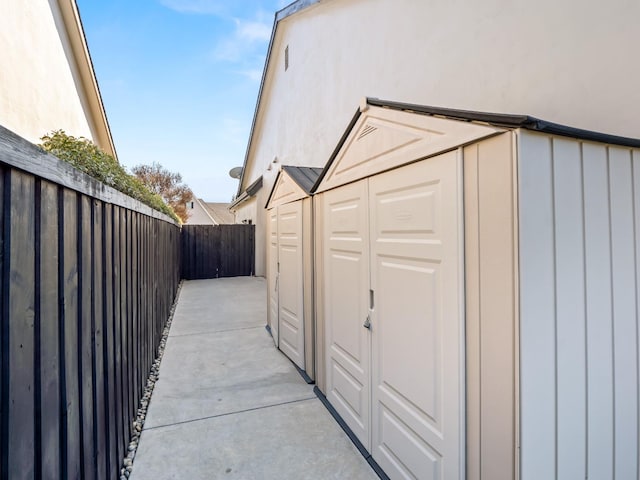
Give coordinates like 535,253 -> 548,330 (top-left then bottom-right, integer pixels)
268,207 -> 279,347
463,132 -> 520,480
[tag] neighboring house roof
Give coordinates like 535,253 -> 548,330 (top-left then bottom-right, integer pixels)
186,198 -> 235,225
59,0 -> 116,158
203,202 -> 235,225
312,97 -> 640,192
185,197 -> 216,225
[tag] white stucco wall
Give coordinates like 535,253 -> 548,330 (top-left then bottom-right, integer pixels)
184,198 -> 215,225
0,0 -> 95,144
240,0 -> 640,273
232,195 -> 257,224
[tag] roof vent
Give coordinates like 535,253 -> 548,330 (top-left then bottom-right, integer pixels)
358,124 -> 377,140
285,45 -> 289,71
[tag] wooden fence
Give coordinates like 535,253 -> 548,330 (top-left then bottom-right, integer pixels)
0,126 -> 181,480
181,224 -> 255,279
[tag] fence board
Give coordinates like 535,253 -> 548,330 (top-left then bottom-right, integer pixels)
181,225 -> 255,279
103,203 -> 118,478
131,212 -> 139,417
120,208 -> 130,443
40,180 -> 60,479
112,206 -> 125,459
62,189 -> 81,479
7,171 -> 36,479
92,201 -> 107,480
126,210 -> 134,437
79,195 -> 95,480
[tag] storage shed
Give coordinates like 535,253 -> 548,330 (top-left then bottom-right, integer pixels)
312,98 -> 640,480
266,166 -> 322,379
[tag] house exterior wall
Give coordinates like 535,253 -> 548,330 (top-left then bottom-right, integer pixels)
240,0 -> 640,274
233,195 -> 258,225
518,130 -> 640,479
184,198 -> 216,225
0,0 -> 98,146
464,132 -> 519,480
253,187 -> 269,277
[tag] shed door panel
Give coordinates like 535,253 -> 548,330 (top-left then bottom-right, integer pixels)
278,201 -> 305,369
268,208 -> 279,347
369,152 -> 462,479
323,179 -> 371,450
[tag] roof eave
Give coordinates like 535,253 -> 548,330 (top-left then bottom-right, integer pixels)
230,175 -> 264,209
236,0 -> 323,196
58,0 -> 118,160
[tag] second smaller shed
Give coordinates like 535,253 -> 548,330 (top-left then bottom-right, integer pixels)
265,166 -> 322,380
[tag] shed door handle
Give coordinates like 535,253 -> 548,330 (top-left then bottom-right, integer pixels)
363,315 -> 371,330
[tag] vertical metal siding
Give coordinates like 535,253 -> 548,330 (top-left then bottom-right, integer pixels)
518,130 -> 640,480
552,139 -> 587,480
519,132 -> 557,480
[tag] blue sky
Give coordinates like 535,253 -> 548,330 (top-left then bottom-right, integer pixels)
76,0 -> 289,202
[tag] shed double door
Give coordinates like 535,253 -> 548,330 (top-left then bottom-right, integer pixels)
323,151 -> 463,479
267,202 -> 305,369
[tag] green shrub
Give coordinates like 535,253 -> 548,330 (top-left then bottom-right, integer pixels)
40,130 -> 179,222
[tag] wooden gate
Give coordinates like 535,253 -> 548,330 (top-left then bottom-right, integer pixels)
181,224 -> 255,279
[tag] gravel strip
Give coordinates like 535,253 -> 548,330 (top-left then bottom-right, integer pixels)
119,280 -> 183,480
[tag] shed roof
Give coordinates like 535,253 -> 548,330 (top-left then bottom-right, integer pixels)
367,98 -> 640,149
313,97 -> 640,193
265,166 -> 322,209
282,166 -> 323,194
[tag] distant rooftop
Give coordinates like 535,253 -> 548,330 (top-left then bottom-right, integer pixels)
202,201 -> 234,225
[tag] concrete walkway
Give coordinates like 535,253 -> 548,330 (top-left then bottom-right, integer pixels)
131,277 -> 377,480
